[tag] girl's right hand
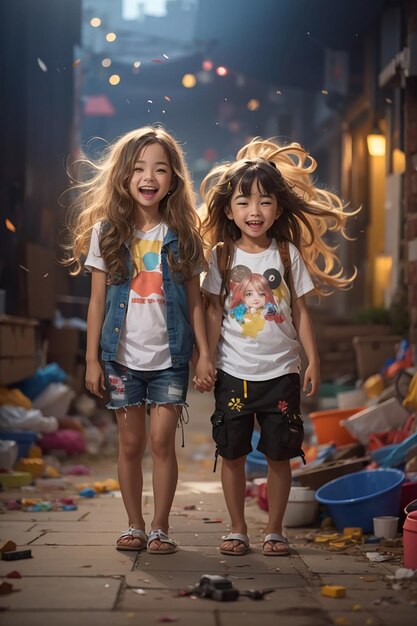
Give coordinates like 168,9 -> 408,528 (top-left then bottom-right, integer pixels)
85,360 -> 106,398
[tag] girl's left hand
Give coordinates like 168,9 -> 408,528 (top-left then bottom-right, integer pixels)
303,362 -> 320,397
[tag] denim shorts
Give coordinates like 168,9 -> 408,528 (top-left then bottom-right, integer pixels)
211,370 -> 304,463
104,361 -> 189,410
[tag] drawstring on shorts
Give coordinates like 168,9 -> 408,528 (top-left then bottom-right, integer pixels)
177,404 -> 189,447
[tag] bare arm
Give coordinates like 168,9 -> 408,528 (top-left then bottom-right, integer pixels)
186,276 -> 216,387
205,292 -> 223,363
85,268 -> 107,398
291,294 -> 320,397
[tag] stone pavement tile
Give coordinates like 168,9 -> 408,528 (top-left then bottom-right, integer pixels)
133,545 -> 299,573
319,572 -> 388,591
0,528 -> 44,546
0,544 -> 137,576
125,570 -> 306,591
316,586 -> 402,612
120,584 -> 318,612
166,531 -> 229,547
219,609 -> 336,626
297,548 -> 382,575
31,531 -> 119,546
0,610 -> 213,626
0,521 -> 36,532
0,510 -> 85,522
30,520 -> 127,533
377,606 -> 417,626
0,576 -> 121,610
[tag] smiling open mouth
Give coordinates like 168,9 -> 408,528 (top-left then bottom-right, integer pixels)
139,186 -> 158,198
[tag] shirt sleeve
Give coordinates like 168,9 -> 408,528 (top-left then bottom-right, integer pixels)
201,246 -> 222,295
84,223 -> 107,273
289,243 -> 314,298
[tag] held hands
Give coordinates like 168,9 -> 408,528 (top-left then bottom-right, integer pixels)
303,361 -> 320,398
85,360 -> 106,398
192,354 -> 216,394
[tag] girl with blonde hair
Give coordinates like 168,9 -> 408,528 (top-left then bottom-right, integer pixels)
197,137 -> 357,557
65,125 -> 215,554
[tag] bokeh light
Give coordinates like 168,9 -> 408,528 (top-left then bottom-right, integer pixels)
182,73 -> 197,88
216,66 -> 228,76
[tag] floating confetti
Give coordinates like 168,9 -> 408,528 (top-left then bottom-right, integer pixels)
164,96 -> 171,102
18,265 -> 29,272
321,89 -> 328,95
37,58 -> 48,72
72,59 -> 81,68
152,58 -> 163,63
162,53 -> 169,60
5,218 -> 16,232
43,273 -> 49,278
147,99 -> 153,103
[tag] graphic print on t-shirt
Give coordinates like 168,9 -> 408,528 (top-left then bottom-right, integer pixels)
130,238 -> 164,301
228,264 -> 289,337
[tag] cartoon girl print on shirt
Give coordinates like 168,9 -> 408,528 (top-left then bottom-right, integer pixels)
229,265 -> 289,337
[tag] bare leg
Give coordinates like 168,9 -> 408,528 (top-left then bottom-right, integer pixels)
264,458 -> 291,554
219,456 -> 248,553
116,405 -> 147,548
148,403 -> 179,552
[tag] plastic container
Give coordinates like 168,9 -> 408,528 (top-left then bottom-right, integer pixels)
373,515 -> 399,539
0,431 -> 37,460
403,511 -> 417,570
283,486 -> 318,527
315,468 -> 404,532
309,408 -> 364,446
337,388 -> 367,409
0,471 -> 32,488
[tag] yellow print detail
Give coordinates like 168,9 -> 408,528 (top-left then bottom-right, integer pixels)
228,397 -> 244,412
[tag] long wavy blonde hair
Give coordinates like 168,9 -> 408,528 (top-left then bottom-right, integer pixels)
63,126 -> 204,282
201,137 -> 358,298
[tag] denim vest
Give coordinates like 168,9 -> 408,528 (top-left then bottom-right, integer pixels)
100,227 -> 194,367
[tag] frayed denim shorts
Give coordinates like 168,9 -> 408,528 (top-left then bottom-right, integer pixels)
104,360 -> 189,410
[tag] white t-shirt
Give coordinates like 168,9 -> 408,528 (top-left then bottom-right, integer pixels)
85,221 -> 171,370
201,239 -> 314,381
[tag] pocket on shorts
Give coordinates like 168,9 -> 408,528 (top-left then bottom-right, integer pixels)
211,412 -> 228,449
282,413 -> 304,450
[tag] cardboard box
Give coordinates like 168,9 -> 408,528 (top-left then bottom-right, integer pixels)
0,316 -> 39,385
20,243 -> 56,320
0,315 -> 37,357
0,356 -> 37,385
47,328 -> 81,376
47,328 -> 80,354
353,335 -> 402,380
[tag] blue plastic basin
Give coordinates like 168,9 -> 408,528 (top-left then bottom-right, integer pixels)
315,468 -> 404,532
0,431 -> 37,460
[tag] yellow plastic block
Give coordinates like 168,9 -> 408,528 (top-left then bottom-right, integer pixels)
321,585 -> 346,598
363,374 -> 384,398
343,527 -> 362,537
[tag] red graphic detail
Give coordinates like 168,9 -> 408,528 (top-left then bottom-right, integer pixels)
277,400 -> 288,413
131,271 -> 163,297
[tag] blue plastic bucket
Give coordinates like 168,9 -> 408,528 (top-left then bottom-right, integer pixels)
0,431 -> 37,460
315,468 -> 404,532
245,431 -> 268,478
